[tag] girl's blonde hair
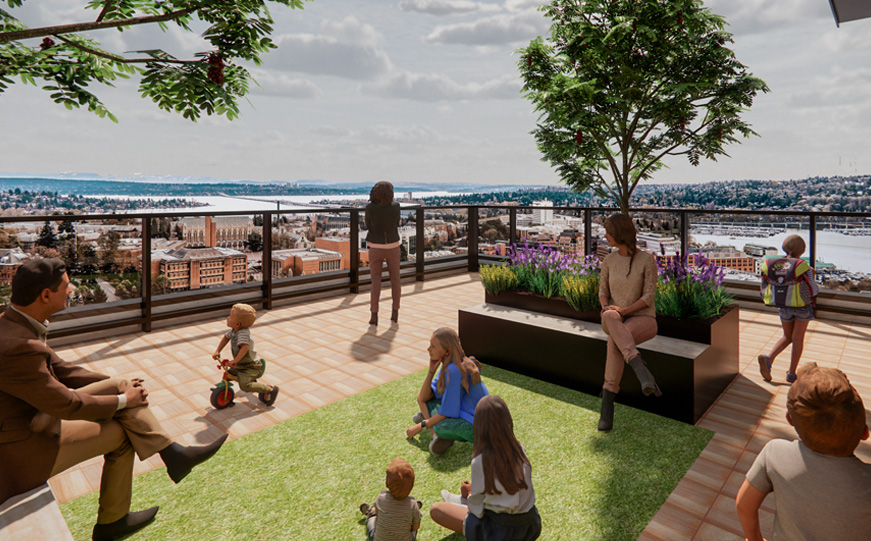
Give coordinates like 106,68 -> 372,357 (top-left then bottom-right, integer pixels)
432,327 -> 480,395
232,303 -> 256,328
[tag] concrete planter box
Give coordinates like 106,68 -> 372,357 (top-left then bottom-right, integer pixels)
462,294 -> 740,424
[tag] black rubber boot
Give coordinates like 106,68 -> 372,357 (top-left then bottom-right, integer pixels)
629,356 -> 660,396
598,389 -> 616,431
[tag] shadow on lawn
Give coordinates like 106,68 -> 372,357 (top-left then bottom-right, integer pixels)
405,432 -> 473,472
481,364 -> 599,414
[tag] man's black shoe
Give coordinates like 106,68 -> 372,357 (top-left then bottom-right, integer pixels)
92,506 -> 158,541
160,434 -> 228,484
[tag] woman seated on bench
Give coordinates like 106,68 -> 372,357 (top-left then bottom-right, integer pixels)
405,327 -> 488,455
597,213 -> 661,431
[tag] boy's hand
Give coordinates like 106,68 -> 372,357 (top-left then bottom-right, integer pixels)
227,359 -> 237,368
460,481 -> 471,499
212,352 -> 221,360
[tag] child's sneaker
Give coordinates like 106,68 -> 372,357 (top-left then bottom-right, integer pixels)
359,502 -> 372,516
259,385 -> 279,406
757,355 -> 772,381
786,372 -> 797,384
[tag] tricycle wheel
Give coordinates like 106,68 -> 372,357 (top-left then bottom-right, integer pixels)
210,385 -> 235,409
257,359 -> 267,378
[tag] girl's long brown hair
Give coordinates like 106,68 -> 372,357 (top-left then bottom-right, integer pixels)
604,213 -> 638,276
432,327 -> 471,396
472,395 -> 530,496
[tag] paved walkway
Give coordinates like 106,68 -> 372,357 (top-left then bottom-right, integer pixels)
47,273 -> 871,540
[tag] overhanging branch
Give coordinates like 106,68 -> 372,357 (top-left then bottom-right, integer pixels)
0,4 -> 200,44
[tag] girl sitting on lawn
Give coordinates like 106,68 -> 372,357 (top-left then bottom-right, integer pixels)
405,327 -> 488,455
429,395 -> 541,540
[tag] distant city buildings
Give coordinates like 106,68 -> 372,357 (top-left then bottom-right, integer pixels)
152,247 -> 247,291
180,216 -> 253,250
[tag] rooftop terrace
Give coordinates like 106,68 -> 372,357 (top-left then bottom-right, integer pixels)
44,272 -> 871,540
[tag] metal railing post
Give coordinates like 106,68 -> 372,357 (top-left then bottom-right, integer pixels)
584,209 -> 592,256
141,217 -> 152,332
809,213 -> 817,270
350,209 -> 360,293
679,211 -> 689,262
468,206 -> 479,272
416,207 -> 425,281
262,212 -> 273,310
509,207 -> 517,247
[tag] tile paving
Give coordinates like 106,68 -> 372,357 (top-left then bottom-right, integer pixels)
45,273 -> 871,539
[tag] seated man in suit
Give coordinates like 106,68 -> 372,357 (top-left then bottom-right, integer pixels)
0,258 -> 228,540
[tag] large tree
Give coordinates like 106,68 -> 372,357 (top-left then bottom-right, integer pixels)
518,0 -> 768,214
1,0 -> 309,121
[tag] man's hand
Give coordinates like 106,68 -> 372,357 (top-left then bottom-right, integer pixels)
123,385 -> 148,408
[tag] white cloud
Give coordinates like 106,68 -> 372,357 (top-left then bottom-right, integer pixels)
423,10 -> 549,45
706,0 -> 831,35
267,33 -> 393,80
398,0 -> 500,16
249,71 -> 322,99
504,0 -> 547,12
311,125 -> 356,137
369,124 -> 443,144
321,16 -> 384,47
362,71 -> 521,101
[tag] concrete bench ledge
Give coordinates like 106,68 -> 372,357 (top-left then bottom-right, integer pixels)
0,483 -> 73,541
459,303 -> 739,424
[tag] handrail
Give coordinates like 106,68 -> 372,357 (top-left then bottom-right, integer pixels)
5,203 -> 871,338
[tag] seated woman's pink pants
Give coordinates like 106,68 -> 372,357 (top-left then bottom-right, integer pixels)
601,311 -> 657,394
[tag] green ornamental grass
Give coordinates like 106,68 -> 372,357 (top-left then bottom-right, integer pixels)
61,367 -> 711,540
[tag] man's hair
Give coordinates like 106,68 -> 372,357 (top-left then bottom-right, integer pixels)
782,234 -> 806,258
787,362 -> 867,456
232,303 -> 257,328
369,181 -> 394,206
11,258 -> 67,306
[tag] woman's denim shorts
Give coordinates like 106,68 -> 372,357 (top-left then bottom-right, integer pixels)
780,306 -> 814,322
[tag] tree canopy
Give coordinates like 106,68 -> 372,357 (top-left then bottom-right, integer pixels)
0,0 -> 309,122
518,0 -> 769,214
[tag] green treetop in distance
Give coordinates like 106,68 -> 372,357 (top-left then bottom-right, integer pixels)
0,0 -> 310,122
518,0 -> 769,215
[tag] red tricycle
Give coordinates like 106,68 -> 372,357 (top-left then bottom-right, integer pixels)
209,358 -> 268,409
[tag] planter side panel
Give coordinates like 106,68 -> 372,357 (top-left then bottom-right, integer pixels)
459,308 -> 698,423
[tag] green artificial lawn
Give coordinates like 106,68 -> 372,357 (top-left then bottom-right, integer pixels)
60,367 -> 712,540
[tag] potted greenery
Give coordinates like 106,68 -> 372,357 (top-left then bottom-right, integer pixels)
480,243 -> 737,345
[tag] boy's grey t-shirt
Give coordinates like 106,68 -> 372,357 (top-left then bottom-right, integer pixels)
746,438 -> 871,540
224,328 -> 256,364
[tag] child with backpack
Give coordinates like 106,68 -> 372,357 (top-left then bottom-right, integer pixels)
757,235 -> 819,383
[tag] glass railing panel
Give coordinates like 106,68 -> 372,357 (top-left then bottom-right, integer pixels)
270,210 -> 325,281
150,213 -> 259,297
689,212 -> 809,282
814,216 -> 871,293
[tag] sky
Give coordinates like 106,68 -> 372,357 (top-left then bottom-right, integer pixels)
1,0 -> 870,186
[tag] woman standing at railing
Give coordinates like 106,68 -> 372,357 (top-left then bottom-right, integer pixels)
365,181 -> 402,326
597,213 -> 661,431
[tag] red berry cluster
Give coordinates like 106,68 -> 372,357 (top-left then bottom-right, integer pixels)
207,53 -> 225,86
40,37 -> 55,50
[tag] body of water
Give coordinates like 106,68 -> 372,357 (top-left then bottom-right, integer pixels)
691,229 -> 871,273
